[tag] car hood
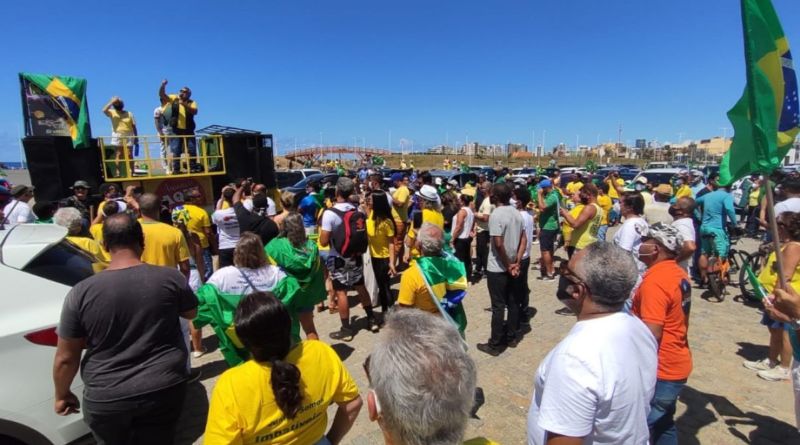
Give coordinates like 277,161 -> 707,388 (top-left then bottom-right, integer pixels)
0,224 -> 68,269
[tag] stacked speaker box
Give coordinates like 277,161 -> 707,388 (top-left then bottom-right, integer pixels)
22,136 -> 104,202
210,133 -> 275,198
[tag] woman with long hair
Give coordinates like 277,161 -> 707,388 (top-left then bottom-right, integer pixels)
266,212 -> 326,339
366,190 -> 397,312
194,232 -> 310,367
273,190 -> 296,230
205,291 -> 363,444
451,193 -> 475,277
613,192 -> 649,274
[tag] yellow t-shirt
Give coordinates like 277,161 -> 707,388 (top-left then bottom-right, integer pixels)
184,204 -> 212,248
392,185 -> 411,221
107,109 -> 136,135
749,189 -> 760,208
204,341 -> 360,445
674,184 -> 693,200
88,223 -> 110,259
66,236 -> 110,264
566,181 -> 584,195
597,195 -> 612,225
606,178 -> 625,200
408,209 -> 445,258
562,204 -> 584,247
397,261 -> 440,314
367,214 -> 395,259
758,244 -> 800,293
139,219 -> 190,267
573,203 -> 603,250
162,94 -> 198,131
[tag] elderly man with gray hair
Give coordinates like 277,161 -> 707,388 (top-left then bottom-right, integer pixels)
397,223 -> 469,335
528,242 -> 657,445
365,309 -> 490,445
54,207 -> 109,264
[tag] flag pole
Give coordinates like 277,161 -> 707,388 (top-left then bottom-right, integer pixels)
763,180 -> 786,291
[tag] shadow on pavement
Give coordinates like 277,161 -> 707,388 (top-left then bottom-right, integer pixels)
331,343 -> 356,361
734,342 -> 769,362
175,382 -> 210,445
678,385 -> 798,445
196,359 -> 229,381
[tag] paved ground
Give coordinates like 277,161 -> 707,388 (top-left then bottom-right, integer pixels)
173,233 -> 799,445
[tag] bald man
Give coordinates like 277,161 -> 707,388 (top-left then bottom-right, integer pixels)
669,197 -> 697,275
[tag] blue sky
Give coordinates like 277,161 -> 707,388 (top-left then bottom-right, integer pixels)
1,0 -> 799,161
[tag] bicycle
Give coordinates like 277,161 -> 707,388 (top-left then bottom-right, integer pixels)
738,241 -> 772,302
703,226 -> 747,302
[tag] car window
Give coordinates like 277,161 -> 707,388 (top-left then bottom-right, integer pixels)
276,172 -> 304,188
641,172 -> 676,186
22,240 -> 96,287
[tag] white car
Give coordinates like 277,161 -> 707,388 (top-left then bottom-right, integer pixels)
0,224 -> 93,444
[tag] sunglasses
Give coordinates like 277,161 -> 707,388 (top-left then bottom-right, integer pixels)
558,260 -> 585,287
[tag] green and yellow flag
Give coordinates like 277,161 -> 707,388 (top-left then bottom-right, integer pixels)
719,0 -> 799,186
414,253 -> 469,336
265,236 -> 327,307
19,73 -> 91,149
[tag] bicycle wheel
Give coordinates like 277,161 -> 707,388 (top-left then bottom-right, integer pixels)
728,249 -> 748,286
738,252 -> 765,301
707,258 -> 725,301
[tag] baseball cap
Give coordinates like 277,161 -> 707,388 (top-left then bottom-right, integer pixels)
10,184 -> 33,197
447,179 -> 459,187
390,172 -> 405,183
634,176 -> 648,185
416,184 -> 439,202
539,179 -> 553,188
434,177 -> 443,186
639,222 -> 684,254
71,180 -> 90,189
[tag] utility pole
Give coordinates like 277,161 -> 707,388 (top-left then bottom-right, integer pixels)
617,123 -> 623,148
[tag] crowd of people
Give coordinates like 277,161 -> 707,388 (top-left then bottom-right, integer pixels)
4,157 -> 800,444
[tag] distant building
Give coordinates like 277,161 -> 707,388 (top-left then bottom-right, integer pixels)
635,139 -> 647,149
506,143 -> 528,155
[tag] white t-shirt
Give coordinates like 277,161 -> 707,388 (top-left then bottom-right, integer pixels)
520,209 -> 535,260
243,197 -> 277,217
452,206 -> 475,239
613,216 -> 649,274
671,217 -> 696,274
527,312 -> 658,445
320,202 -> 356,257
2,199 -> 35,224
775,197 -> 800,217
211,207 -> 240,250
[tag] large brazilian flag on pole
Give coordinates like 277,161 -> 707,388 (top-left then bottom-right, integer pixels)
19,73 -> 91,149
719,0 -> 799,186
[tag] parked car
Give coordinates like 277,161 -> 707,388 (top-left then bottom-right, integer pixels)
631,168 -> 682,190
274,169 -> 323,189
510,167 -> 537,179
645,162 -> 670,170
429,170 -> 478,187
0,224 -> 97,444
281,173 -> 339,195
594,167 -> 641,181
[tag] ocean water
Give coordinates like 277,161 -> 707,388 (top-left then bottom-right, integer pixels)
0,162 -> 26,170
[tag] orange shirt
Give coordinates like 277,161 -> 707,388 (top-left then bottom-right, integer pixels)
632,260 -> 692,381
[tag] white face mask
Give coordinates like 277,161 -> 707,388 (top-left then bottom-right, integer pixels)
510,198 -> 518,207
634,183 -> 646,192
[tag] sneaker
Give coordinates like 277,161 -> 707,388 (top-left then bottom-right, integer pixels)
192,348 -> 207,359
477,342 -> 505,357
542,275 -> 556,282
757,366 -> 790,381
531,239 -> 539,245
329,327 -> 355,342
368,318 -> 381,333
743,358 -> 775,371
555,307 -> 574,316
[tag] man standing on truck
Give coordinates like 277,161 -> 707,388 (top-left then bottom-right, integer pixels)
159,79 -> 202,174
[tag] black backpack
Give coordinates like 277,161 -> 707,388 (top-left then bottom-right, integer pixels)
329,207 -> 368,258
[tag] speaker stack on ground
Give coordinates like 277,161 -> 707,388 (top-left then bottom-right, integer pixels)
22,136 -> 104,202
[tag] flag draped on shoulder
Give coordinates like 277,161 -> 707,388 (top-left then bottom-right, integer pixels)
719,0 -> 799,186
265,237 -> 327,307
193,265 -> 301,367
414,253 -> 469,336
19,73 -> 91,149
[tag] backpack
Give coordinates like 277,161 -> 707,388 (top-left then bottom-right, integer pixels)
328,207 -> 368,258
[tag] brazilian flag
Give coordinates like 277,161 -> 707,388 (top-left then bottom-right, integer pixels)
20,73 -> 91,149
719,0 -> 799,185
414,253 -> 469,337
193,266 -> 302,367
265,237 -> 327,308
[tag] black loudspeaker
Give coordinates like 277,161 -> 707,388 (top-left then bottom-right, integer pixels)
22,136 -> 103,202
210,133 -> 276,198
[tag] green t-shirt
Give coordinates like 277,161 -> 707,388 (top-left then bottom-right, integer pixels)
539,190 -> 560,230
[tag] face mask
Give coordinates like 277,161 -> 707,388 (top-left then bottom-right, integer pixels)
675,179 -> 684,186
510,198 -> 518,207
634,183 -> 646,192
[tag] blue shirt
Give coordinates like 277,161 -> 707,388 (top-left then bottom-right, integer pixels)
298,194 -> 321,227
690,182 -> 706,196
696,190 -> 737,230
